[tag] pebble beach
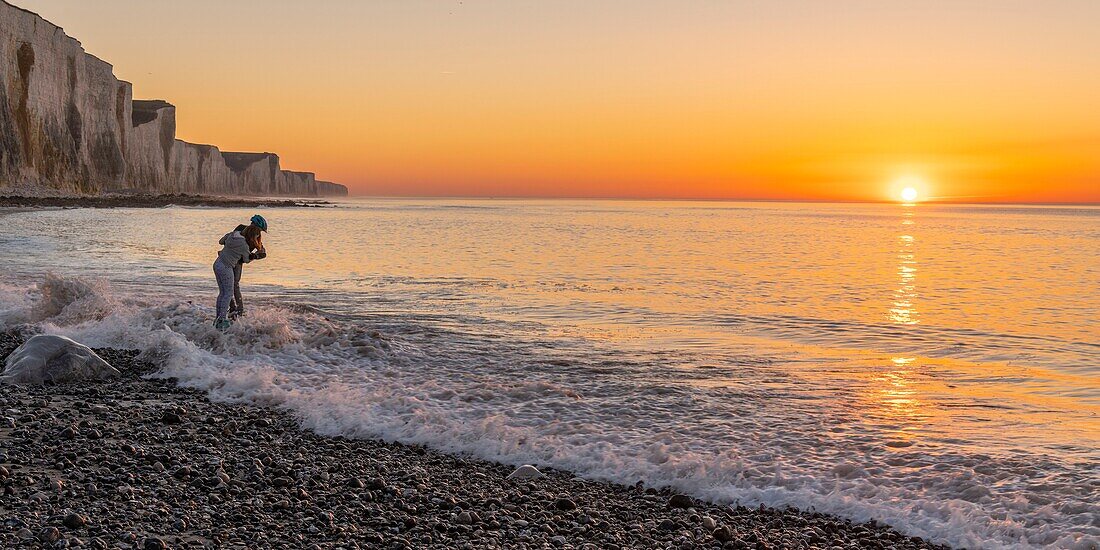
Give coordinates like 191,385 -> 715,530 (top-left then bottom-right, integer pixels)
0,333 -> 950,550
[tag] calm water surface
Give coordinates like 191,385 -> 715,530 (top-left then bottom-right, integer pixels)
1,199 -> 1097,548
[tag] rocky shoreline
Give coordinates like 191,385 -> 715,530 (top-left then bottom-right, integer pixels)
0,194 -> 334,209
0,333 -> 950,549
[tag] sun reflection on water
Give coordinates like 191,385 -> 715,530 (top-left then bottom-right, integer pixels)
889,213 -> 919,325
869,356 -> 933,449
883,357 -> 919,410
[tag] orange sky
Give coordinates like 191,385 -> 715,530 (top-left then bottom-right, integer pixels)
20,1 -> 1100,202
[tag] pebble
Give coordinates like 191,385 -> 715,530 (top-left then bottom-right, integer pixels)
714,525 -> 736,542
62,513 -> 85,529
507,464 -> 546,480
142,537 -> 168,550
39,526 -> 62,543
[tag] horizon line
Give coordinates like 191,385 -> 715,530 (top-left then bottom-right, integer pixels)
336,194 -> 1100,207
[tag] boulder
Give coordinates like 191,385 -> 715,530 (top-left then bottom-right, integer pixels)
1,335 -> 120,385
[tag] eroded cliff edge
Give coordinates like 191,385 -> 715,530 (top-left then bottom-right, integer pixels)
0,1 -> 348,197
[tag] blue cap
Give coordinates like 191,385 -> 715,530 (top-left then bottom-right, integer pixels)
250,214 -> 268,232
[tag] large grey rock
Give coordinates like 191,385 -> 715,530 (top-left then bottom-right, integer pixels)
0,0 -> 348,197
1,334 -> 120,385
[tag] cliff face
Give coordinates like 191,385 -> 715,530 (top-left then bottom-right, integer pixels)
0,1 -> 348,197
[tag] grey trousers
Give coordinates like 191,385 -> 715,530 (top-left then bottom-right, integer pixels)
230,262 -> 244,315
213,259 -> 235,320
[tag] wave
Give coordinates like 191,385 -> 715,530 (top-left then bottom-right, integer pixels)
1,273 -> 1096,550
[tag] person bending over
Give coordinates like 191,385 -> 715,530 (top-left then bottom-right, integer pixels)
213,215 -> 268,330
229,215 -> 268,319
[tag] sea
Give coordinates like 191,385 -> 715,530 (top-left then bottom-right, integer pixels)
0,199 -> 1096,549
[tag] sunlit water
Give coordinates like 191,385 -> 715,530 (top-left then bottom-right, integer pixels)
1,199 -> 1097,549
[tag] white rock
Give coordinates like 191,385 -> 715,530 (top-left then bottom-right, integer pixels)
506,464 -> 545,480
1,335 -> 120,385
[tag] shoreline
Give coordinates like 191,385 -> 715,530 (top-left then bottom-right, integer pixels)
0,334 -> 950,549
0,194 -> 334,209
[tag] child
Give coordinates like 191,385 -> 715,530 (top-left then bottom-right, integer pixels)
213,215 -> 267,330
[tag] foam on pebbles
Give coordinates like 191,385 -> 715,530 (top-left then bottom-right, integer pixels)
0,333 -> 950,549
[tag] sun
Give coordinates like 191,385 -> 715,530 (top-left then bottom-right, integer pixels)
891,175 -> 928,203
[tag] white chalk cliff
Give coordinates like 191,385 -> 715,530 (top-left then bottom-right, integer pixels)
0,1 -> 347,196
